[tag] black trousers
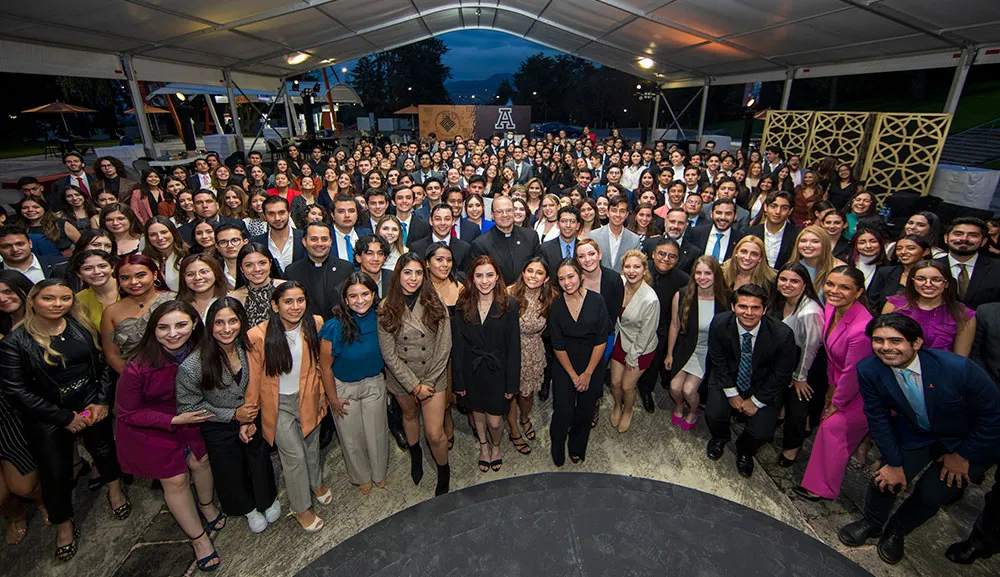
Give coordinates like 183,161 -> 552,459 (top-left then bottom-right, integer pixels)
863,442 -> 988,534
781,351 -> 829,450
637,331 -> 668,395
550,365 -> 604,462
705,386 -> 780,456
200,419 -> 277,517
969,472 -> 1000,552
28,417 -> 122,525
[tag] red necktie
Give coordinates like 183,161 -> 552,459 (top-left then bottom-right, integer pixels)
77,176 -> 90,196
451,225 -> 458,239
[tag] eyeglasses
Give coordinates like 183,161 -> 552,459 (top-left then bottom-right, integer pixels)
216,238 -> 244,247
912,276 -> 946,286
654,252 -> 679,261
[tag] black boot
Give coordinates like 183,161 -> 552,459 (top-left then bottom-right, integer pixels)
387,398 -> 408,450
409,443 -> 424,485
435,463 -> 450,497
538,378 -> 550,401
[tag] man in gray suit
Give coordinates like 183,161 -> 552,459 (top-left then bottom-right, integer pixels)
701,176 -> 751,231
591,195 -> 641,273
503,146 -> 534,184
410,151 -> 443,185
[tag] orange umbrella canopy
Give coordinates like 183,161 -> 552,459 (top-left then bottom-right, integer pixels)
22,102 -> 97,114
124,105 -> 170,114
394,105 -> 419,115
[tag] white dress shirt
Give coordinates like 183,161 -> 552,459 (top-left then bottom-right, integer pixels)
335,228 -> 359,261
267,231 -> 295,271
608,227 -> 623,262
948,253 -> 978,283
706,226 -> 732,261
13,255 -> 46,284
763,222 -> 787,268
724,321 -> 766,407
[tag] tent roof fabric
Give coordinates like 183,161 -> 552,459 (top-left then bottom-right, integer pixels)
1,1 -> 998,85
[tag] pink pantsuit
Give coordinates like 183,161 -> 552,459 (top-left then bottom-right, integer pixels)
800,301 -> 873,499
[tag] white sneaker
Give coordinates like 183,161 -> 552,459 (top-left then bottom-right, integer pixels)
263,499 -> 281,524
246,510 -> 267,534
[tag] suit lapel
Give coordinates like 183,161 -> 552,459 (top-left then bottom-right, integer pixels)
967,259 -> 988,303
875,357 -> 918,424
919,351 -> 940,425
729,316 -> 741,366
825,301 -> 859,350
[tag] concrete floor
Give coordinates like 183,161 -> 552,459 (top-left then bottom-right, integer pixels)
3,385 -> 997,577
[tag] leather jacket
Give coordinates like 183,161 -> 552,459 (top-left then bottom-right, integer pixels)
0,318 -> 111,427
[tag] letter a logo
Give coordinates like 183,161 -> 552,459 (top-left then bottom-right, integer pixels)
495,108 -> 516,131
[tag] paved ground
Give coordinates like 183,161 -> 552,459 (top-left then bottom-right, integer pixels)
4,385 -> 997,577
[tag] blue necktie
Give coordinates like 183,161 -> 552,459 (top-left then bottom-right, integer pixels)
736,332 -> 753,394
400,221 -> 408,245
711,232 -> 723,260
345,235 -> 354,263
563,243 -> 571,259
898,369 -> 931,430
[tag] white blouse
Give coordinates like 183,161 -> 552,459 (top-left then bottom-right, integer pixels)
782,298 -> 825,382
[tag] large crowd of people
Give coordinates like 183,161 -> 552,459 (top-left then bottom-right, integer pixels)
1,130 -> 999,571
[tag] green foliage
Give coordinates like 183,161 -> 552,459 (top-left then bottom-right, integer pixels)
349,39 -> 452,117
493,78 -> 516,105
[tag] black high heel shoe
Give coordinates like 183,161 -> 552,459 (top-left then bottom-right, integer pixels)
191,529 -> 221,572
199,500 -> 226,532
478,440 -> 490,473
490,440 -> 503,472
108,490 -> 132,520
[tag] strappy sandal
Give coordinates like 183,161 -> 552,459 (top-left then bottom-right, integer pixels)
190,529 -> 221,571
478,439 -> 490,473
287,511 -> 324,533
199,500 -> 226,532
509,433 -> 531,455
447,435 -> 455,450
108,491 -> 132,521
490,440 -> 503,472
54,521 -> 80,562
5,515 -> 27,545
520,418 -> 536,440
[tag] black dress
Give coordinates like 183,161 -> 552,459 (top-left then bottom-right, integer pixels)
451,296 -> 521,416
548,290 -> 610,463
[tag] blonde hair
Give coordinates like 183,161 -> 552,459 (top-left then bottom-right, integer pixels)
621,249 -> 653,286
789,225 -> 838,293
23,280 -> 101,366
722,236 -> 776,288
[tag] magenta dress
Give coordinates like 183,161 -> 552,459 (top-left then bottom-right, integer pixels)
116,359 -> 207,479
886,295 -> 974,352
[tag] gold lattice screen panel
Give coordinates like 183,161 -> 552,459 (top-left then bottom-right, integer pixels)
761,111 -> 813,159
804,112 -> 874,169
862,113 -> 953,204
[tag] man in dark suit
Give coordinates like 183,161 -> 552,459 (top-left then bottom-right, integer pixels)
839,314 -> 1000,565
250,196 -> 303,274
330,195 -> 373,262
0,225 -> 64,283
503,146 -> 534,184
937,217 -> 1000,310
284,222 -> 353,320
397,141 -> 420,170
705,283 -> 797,478
409,152 -> 442,185
637,237 -> 689,413
389,185 -> 431,248
761,145 -> 785,178
686,199 -> 743,263
746,190 -> 798,269
178,189 -> 248,245
350,234 -> 394,299
444,187 -> 481,243
471,196 -> 541,285
663,207 -> 702,273
541,206 -> 580,276
409,204 -> 472,273
49,152 -> 97,212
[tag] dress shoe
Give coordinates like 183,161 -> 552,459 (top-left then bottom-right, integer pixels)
706,439 -> 726,461
777,453 -> 797,468
838,518 -> 883,547
736,453 -> 754,478
640,390 -> 655,413
792,485 -> 828,502
390,427 -> 409,451
538,381 -> 550,401
946,538 -> 994,564
877,527 -> 905,565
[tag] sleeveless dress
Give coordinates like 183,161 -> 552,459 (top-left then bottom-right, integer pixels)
680,299 -> 714,379
518,289 -> 547,395
112,292 -> 176,361
886,295 -> 974,353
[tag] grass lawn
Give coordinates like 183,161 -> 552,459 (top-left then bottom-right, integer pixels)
0,139 -> 121,160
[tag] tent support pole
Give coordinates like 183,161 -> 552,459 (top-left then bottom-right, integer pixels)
697,83 -> 709,140
650,87 -> 660,143
780,68 -> 794,110
205,94 -> 223,135
122,54 -> 155,158
249,81 -> 287,153
222,70 -> 245,153
944,48 -> 974,114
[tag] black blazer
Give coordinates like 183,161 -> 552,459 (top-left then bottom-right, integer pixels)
455,218 -> 481,244
686,224 -> 743,263
470,226 -> 542,285
402,216 -> 432,248
251,229 -> 305,272
540,237 -> 575,277
671,288 -> 728,378
49,173 -> 98,212
867,265 -> 904,313
598,266 -> 624,331
971,302 -> 1000,385
329,227 -> 373,261
409,236 -> 472,274
179,216 -> 247,246
676,237 -> 703,274
935,255 -> 1000,311
858,348 -> 1000,470
651,267 -> 689,340
706,312 -> 797,407
746,222 -> 800,269
283,256 -> 354,320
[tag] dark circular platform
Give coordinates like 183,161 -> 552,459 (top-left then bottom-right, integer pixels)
298,472 -> 872,577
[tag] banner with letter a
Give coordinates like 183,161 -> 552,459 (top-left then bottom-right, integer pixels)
419,105 -> 531,140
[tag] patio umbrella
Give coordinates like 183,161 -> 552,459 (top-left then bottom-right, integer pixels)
22,101 -> 97,133
124,105 -> 170,115
394,105 -> 419,132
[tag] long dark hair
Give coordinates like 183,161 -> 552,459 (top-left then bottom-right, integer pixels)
16,196 -> 61,243
827,265 -> 871,313
901,259 -> 970,330
263,281 -> 319,377
848,226 -> 888,267
377,252 -> 447,333
679,255 -> 729,334
234,242 -> 282,289
131,300 -> 204,368
767,262 -> 821,318
456,255 -> 511,323
141,216 -> 188,271
200,297 -> 251,390
329,272 -> 378,345
509,256 -> 556,318
0,270 -> 34,335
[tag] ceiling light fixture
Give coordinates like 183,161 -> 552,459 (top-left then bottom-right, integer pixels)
638,57 -> 654,69
175,92 -> 186,101
287,53 -> 310,65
